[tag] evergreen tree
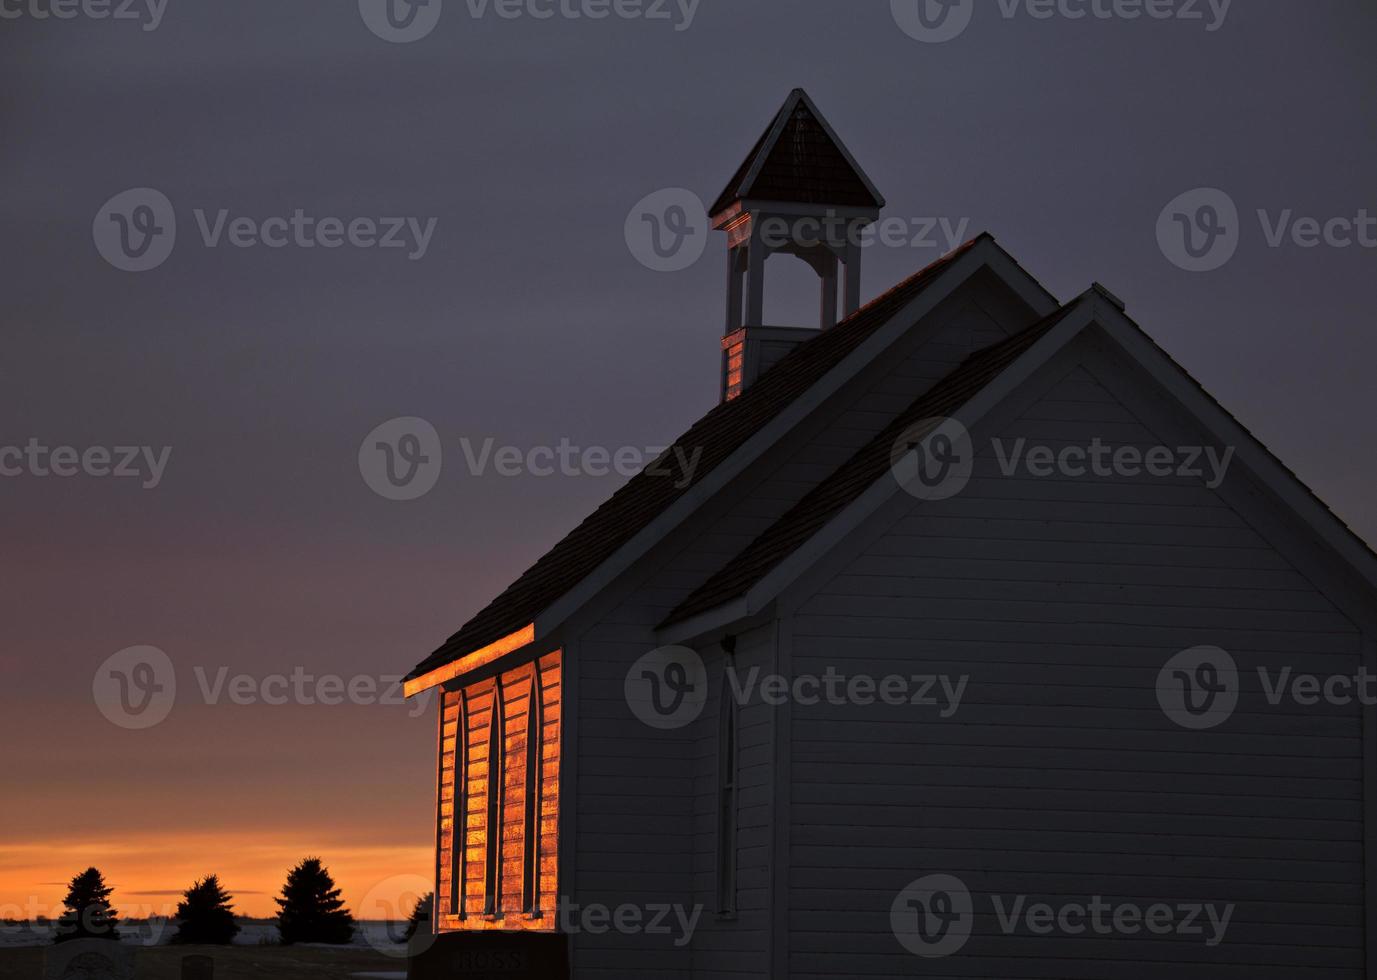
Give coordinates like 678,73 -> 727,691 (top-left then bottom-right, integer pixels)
403,892 -> 433,942
171,875 -> 241,945
53,867 -> 120,943
273,858 -> 354,945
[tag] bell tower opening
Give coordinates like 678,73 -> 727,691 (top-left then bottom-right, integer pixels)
710,89 -> 886,400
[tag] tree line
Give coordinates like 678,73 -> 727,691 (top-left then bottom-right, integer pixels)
50,860 -> 430,946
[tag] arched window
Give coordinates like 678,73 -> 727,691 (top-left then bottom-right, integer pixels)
484,677 -> 505,917
716,673 -> 738,915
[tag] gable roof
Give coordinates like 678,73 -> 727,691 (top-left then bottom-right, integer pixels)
403,238 -> 987,684
659,289 -> 1377,637
709,89 -> 886,218
662,302 -> 1078,626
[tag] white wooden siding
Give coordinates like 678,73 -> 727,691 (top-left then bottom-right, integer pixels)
568,274 -> 1043,977
782,354 -> 1366,980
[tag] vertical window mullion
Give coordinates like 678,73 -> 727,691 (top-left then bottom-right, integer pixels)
523,667 -> 544,915
449,688 -> 468,919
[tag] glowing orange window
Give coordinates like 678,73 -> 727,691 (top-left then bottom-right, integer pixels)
435,651 -> 561,931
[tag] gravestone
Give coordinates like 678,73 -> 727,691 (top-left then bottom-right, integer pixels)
180,954 -> 214,980
44,939 -> 136,980
407,931 -> 568,979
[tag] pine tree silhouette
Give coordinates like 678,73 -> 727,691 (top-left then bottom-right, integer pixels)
171,875 -> 241,945
273,858 -> 354,945
54,867 -> 120,943
403,892 -> 433,942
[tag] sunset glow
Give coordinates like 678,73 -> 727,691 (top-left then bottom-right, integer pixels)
0,834 -> 431,922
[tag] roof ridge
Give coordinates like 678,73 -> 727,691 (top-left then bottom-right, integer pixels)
660,302 -> 1074,627
405,243 -> 994,680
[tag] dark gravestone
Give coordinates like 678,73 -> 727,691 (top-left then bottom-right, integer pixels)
407,931 -> 568,980
180,954 -> 214,980
43,939 -> 136,980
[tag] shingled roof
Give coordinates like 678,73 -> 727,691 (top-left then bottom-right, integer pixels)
404,238 -> 982,682
709,89 -> 885,218
662,301 -> 1078,626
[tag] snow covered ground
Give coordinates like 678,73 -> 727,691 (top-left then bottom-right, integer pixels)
0,919 -> 407,953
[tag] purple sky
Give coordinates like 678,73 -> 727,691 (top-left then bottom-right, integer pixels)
2,0 -> 1374,917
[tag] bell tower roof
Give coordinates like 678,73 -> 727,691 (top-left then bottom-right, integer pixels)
709,88 -> 887,220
